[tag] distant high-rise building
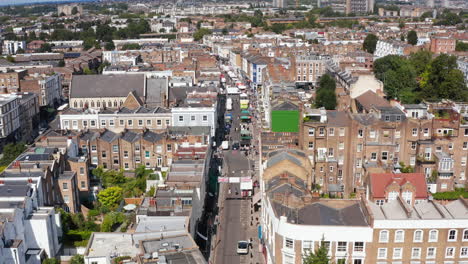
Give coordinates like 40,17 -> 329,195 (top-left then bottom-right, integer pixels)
346,0 -> 374,14
274,0 -> 285,8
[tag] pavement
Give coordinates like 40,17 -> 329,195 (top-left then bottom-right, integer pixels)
210,75 -> 264,264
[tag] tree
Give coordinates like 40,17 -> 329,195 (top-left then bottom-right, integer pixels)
193,28 -> 212,41
6,55 -> 15,63
315,74 -> 337,110
435,10 -> 462,25
101,212 -> 125,232
222,27 -> 228,35
71,6 -> 79,15
70,255 -> 84,264
159,28 -> 166,33
83,37 -> 98,50
407,30 -> 418,45
456,41 -> 468,51
373,55 -> 418,103
42,258 -> 60,264
98,186 -> 123,209
121,43 -> 140,50
398,21 -> 405,29
408,50 -> 432,75
0,142 -> 26,166
420,54 -> 468,101
104,41 -> 115,51
303,241 -> 330,264
363,34 -> 378,54
58,60 -> 65,67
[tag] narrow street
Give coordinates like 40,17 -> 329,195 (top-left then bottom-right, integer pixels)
211,72 -> 264,264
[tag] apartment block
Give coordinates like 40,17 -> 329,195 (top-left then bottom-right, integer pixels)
0,70 -> 27,93
430,36 -> 456,54
59,106 -> 172,132
295,55 -> 326,85
20,73 -> 62,107
296,100 -> 468,196
1,40 -> 26,55
260,149 -> 468,264
0,94 -> 20,139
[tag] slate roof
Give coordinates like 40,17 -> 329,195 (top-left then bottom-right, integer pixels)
267,152 -> 302,168
272,101 -> 298,111
121,130 -> 141,143
100,130 -> 119,142
142,131 -> 164,142
70,74 -> 145,98
355,90 -> 390,111
327,111 -> 350,127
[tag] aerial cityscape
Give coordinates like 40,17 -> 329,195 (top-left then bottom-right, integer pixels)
0,0 -> 466,264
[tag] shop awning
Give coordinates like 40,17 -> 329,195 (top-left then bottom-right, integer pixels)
240,116 -> 251,120
252,191 -> 261,204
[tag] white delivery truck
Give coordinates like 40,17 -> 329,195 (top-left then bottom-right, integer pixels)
221,141 -> 229,150
226,98 -> 233,111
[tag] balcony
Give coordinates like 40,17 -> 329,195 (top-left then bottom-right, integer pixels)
417,155 -> 436,164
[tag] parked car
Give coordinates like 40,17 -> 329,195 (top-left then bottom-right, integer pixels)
237,241 -> 249,254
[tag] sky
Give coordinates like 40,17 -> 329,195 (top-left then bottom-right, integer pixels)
0,0 -> 95,6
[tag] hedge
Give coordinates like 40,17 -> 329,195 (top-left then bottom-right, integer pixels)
432,189 -> 468,200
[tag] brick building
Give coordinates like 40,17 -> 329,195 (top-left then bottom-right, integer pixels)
430,36 -> 456,54
260,149 -> 468,264
295,101 -> 468,196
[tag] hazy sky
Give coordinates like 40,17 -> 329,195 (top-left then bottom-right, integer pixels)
0,0 -> 93,6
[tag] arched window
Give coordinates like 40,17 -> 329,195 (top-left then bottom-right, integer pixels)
379,230 -> 389,243
429,230 -> 438,242
91,101 -> 95,107
74,101 -> 77,108
413,230 -> 423,242
97,101 -> 100,107
395,230 -> 405,242
120,100 -> 123,106
448,229 -> 457,241
114,101 -> 117,107
107,101 -> 112,108
79,101 -> 83,108
463,229 -> 468,241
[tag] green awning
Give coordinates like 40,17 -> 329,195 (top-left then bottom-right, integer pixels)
240,116 -> 251,120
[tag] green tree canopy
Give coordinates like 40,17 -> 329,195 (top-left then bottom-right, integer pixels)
408,50 -> 433,75
363,34 -> 378,54
315,74 -> 337,110
0,142 -> 26,166
407,30 -> 418,45
303,241 -> 330,264
420,54 -> 468,101
104,40 -> 115,51
42,258 -> 60,264
435,10 -> 462,25
193,28 -> 212,41
71,6 -> 79,15
121,43 -> 141,50
373,55 -> 418,103
456,41 -> 468,52
70,254 -> 84,264
98,186 -> 123,209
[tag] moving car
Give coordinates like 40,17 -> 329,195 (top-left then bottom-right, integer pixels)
232,142 -> 240,150
237,241 -> 249,254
